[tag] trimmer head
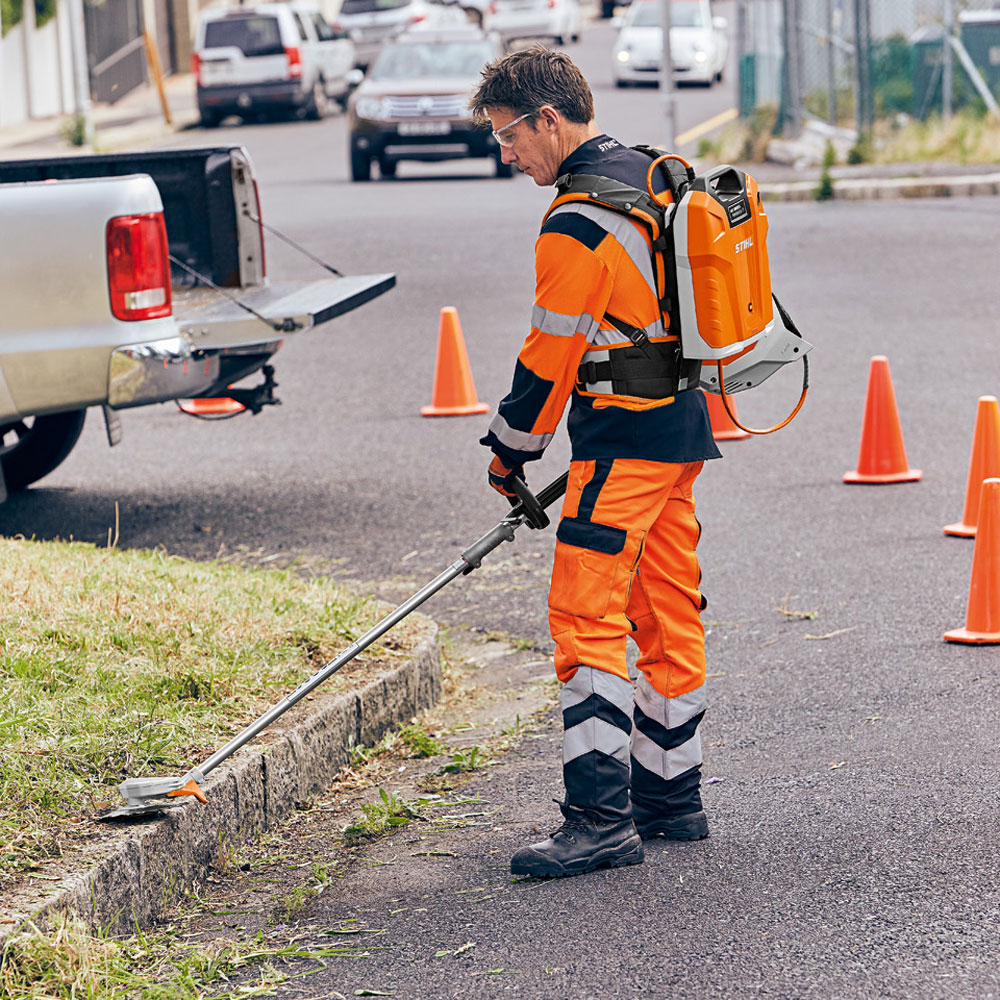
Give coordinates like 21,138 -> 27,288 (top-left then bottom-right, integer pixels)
99,772 -> 207,821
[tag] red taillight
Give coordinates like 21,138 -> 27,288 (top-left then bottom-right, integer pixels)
191,51 -> 202,86
285,46 -> 302,78
106,213 -> 172,322
405,13 -> 426,23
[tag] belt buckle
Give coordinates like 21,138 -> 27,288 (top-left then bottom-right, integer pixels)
578,360 -> 599,387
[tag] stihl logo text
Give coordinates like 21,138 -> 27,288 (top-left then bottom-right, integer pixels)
734,237 -> 753,254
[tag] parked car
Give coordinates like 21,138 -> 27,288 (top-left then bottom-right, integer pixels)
334,0 -> 471,69
0,147 -> 393,496
488,0 -> 581,45
347,25 -> 509,180
612,0 -> 727,87
193,2 -> 359,125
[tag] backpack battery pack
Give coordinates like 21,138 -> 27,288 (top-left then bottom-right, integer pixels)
671,165 -> 774,361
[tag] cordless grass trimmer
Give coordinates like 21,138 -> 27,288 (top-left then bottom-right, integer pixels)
100,472 -> 568,820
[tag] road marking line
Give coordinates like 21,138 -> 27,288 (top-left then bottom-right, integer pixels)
675,107 -> 738,148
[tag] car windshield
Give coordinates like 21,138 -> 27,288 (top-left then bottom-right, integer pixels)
203,16 -> 284,56
370,39 -> 494,79
340,0 -> 411,13
631,1 -> 704,28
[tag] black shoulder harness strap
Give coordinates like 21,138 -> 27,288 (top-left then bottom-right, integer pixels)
552,155 -> 686,356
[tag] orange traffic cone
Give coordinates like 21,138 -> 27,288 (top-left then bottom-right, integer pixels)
177,397 -> 245,416
703,390 -> 750,441
843,356 -> 921,484
944,395 -> 1000,537
420,307 -> 489,417
944,477 -> 1000,644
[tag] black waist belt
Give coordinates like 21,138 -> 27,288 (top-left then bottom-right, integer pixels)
576,342 -> 702,400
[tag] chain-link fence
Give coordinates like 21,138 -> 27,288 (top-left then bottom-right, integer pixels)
735,0 -> 1000,140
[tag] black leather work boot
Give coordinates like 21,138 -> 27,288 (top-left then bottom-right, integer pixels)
510,802 -> 644,878
631,803 -> 709,841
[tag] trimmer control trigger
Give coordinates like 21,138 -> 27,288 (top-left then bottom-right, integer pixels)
510,478 -> 549,530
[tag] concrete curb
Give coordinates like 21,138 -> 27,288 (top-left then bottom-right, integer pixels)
760,172 -> 1000,202
3,617 -> 440,939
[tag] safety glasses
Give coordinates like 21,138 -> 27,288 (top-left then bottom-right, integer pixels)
491,111 -> 536,148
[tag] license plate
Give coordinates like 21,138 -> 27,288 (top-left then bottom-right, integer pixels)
398,121 -> 452,136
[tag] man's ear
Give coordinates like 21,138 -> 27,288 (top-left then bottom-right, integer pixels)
537,104 -> 561,131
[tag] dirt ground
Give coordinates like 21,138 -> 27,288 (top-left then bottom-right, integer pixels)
146,628 -> 558,951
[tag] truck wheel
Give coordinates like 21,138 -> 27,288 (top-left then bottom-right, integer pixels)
379,158 -> 397,178
600,0 -> 615,17
200,109 -> 221,128
0,410 -> 87,493
351,148 -> 372,182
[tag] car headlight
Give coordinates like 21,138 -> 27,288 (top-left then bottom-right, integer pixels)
355,96 -> 387,121
694,50 -> 708,63
615,48 -> 631,63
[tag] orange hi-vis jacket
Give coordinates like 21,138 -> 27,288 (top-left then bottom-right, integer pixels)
480,135 -> 720,470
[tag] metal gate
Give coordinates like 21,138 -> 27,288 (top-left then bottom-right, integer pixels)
84,0 -> 176,104
84,0 -> 147,103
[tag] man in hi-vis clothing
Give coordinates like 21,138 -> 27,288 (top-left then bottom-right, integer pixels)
471,47 -> 721,878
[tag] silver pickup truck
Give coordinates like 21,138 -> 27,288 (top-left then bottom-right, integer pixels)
0,146 -> 393,501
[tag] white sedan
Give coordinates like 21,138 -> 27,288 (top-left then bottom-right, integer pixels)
489,0 -> 582,45
612,0 -> 727,87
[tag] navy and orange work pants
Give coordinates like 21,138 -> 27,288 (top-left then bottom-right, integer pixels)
548,457 -> 708,822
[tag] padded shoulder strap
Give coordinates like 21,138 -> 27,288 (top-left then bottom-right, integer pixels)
548,172 -> 666,240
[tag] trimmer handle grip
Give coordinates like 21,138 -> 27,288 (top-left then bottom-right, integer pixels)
508,472 -> 569,530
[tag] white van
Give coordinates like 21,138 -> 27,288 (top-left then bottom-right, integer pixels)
193,3 -> 359,125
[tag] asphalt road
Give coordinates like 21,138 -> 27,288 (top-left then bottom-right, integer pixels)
4,9 -> 1000,995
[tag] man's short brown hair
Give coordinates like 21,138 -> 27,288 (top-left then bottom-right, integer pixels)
469,45 -> 594,125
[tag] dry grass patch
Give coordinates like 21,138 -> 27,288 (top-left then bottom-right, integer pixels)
873,110 -> 1000,165
0,538 -> 399,886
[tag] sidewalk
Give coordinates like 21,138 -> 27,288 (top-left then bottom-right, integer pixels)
0,72 -> 200,161
2,73 -> 999,200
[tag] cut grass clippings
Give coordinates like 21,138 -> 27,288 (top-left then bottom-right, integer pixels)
0,912 -> 376,1000
0,537 -> 403,887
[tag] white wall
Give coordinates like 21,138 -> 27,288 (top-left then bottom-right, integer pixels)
0,24 -> 31,127
28,16 -> 68,116
0,1 -> 75,127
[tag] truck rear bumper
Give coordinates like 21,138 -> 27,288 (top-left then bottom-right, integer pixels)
198,81 -> 306,115
108,337 -> 220,410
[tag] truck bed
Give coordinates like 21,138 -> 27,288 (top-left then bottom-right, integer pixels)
0,148 -> 253,289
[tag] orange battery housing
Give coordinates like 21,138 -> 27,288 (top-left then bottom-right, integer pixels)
671,166 -> 774,360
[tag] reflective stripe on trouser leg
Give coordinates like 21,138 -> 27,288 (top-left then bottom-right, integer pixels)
560,665 -> 633,821
630,673 -> 706,815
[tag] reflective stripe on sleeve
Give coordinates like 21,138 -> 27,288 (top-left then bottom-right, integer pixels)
530,303 -> 602,342
484,412 -> 553,456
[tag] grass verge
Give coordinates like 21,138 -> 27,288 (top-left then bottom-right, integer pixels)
0,537 -> 400,886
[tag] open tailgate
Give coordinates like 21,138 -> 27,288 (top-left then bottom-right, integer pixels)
173,273 -> 395,350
